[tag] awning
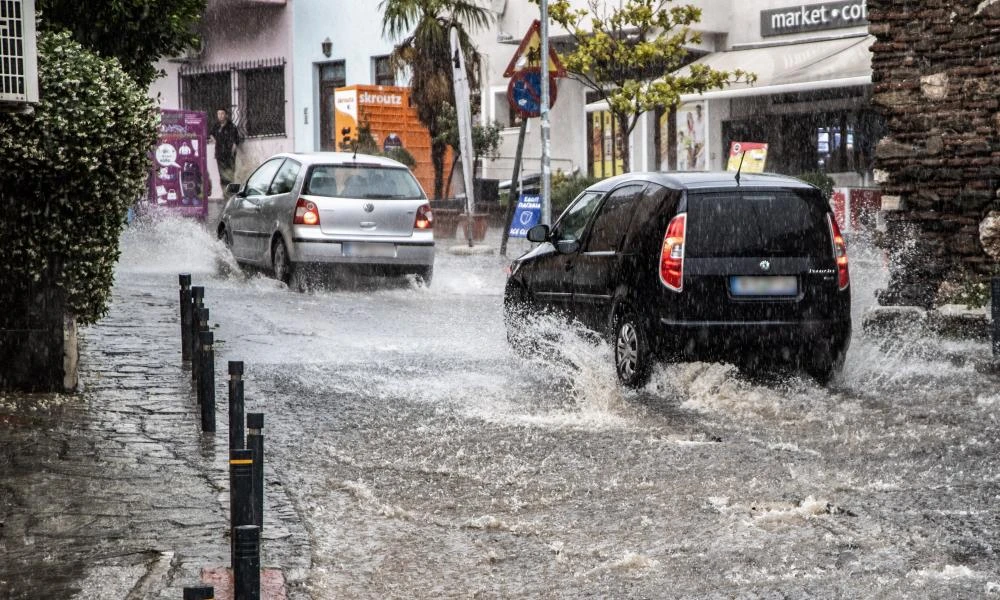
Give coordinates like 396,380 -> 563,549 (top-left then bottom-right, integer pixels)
677,34 -> 874,102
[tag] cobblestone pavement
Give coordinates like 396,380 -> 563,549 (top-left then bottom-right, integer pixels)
0,278 -> 310,599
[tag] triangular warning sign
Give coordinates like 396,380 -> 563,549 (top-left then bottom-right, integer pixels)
503,20 -> 567,78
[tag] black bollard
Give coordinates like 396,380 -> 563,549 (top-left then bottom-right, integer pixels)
229,361 -> 245,450
230,448 -> 255,568
193,307 -> 209,385
199,330 -> 216,432
190,286 -> 205,364
233,525 -> 261,600
992,277 -> 999,357
179,274 -> 192,361
246,412 -> 264,531
182,586 -> 214,600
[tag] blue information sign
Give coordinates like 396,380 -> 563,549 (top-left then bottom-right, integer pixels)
508,193 -> 542,238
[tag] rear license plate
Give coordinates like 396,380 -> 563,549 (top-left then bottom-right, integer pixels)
730,275 -> 798,296
342,242 -> 397,258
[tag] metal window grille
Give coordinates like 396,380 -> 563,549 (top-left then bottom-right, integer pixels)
373,55 -> 395,87
0,0 -> 38,103
180,58 -> 286,138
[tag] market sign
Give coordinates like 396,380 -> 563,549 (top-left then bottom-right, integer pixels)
761,1 -> 868,37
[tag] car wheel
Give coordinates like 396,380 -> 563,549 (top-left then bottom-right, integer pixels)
272,238 -> 295,286
804,345 -> 846,386
415,266 -> 433,287
614,312 -> 652,388
503,282 -> 535,356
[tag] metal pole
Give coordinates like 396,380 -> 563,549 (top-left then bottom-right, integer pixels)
992,277 -> 999,357
190,286 -> 205,364
229,361 -> 245,450
193,308 -> 209,388
182,586 -> 214,600
539,0 -> 552,225
199,330 -> 216,433
499,118 -> 529,257
179,274 -> 192,361
229,449 -> 255,568
246,412 -> 264,531
233,525 -> 261,600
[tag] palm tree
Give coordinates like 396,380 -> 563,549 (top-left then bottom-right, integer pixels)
380,0 -> 492,200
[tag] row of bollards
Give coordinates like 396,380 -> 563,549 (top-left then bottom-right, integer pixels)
179,274 -> 266,600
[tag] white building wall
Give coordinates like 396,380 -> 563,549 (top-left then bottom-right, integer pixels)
292,0 -> 397,152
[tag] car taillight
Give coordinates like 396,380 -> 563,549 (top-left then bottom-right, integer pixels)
414,203 -> 433,230
294,198 -> 320,225
828,213 -> 849,290
659,213 -> 686,292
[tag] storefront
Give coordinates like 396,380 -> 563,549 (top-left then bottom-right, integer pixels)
665,1 -> 881,189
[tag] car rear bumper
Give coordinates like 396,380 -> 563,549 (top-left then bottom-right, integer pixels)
654,318 -> 852,359
290,229 -> 434,267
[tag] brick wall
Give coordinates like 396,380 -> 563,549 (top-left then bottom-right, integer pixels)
869,0 -> 1000,307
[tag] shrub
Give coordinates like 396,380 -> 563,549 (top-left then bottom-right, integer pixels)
797,171 -> 835,200
0,31 -> 158,325
551,172 -> 600,218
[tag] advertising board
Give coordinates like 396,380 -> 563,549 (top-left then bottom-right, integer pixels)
146,109 -> 209,219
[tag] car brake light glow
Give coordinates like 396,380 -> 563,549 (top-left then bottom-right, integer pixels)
294,198 -> 320,225
414,203 -> 433,230
828,214 -> 849,290
659,213 -> 686,292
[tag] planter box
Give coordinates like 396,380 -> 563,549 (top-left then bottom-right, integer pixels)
457,213 -> 489,242
434,208 -> 460,239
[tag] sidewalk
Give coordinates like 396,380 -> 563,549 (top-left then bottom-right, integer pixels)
0,274 -> 309,598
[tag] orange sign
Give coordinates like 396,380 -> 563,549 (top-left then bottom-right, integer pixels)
503,20 -> 567,78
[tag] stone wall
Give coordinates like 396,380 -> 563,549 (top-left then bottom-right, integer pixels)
0,267 -> 70,392
869,0 -> 1000,307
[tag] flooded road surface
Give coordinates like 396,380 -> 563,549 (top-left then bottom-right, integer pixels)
113,219 -> 1000,597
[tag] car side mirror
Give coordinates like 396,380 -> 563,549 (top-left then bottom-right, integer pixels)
526,224 -> 549,243
226,182 -> 243,196
556,239 -> 580,254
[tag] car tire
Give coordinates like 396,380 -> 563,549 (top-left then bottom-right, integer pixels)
272,237 -> 295,286
503,282 -> 536,356
804,345 -> 846,386
415,266 -> 433,287
614,312 -> 652,388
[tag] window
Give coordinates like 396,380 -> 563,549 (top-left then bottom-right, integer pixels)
269,159 -> 301,195
241,66 -> 284,137
180,58 -> 287,138
320,61 -> 346,88
372,55 -> 395,86
555,191 -> 604,243
586,185 -> 644,252
306,165 -> 424,200
244,158 -> 285,196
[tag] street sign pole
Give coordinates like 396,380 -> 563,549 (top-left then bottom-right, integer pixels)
539,0 -> 551,225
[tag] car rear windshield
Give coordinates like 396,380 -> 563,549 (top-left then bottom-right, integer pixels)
686,190 -> 831,258
305,165 -> 425,200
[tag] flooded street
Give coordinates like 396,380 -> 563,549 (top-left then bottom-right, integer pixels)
12,217 -> 999,598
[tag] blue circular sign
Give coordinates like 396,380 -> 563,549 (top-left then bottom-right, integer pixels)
507,68 -> 558,118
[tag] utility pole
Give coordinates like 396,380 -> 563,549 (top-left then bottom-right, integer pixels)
539,0 -> 551,225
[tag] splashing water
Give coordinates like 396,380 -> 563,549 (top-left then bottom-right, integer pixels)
117,214 -> 237,277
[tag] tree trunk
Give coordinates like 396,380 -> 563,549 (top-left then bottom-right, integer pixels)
431,138 -> 448,200
616,112 -> 632,173
444,153 -> 460,201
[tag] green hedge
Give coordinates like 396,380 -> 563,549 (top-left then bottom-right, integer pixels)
0,31 -> 158,325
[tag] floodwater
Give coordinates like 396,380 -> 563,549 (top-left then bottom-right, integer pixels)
81,218 -> 1000,596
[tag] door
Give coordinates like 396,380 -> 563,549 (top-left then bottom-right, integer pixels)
233,158 -> 284,263
259,158 -> 301,255
527,190 -> 604,313
571,184 -> 645,331
318,62 -> 346,151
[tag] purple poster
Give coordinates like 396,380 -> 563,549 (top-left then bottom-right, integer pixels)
146,109 -> 209,219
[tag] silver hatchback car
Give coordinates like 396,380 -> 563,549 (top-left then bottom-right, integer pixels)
219,152 -> 435,286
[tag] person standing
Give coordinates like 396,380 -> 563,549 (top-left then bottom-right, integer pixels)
209,108 -> 241,196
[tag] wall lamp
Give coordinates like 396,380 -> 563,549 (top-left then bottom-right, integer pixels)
321,37 -> 332,58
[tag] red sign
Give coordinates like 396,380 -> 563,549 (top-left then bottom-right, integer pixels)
507,69 -> 558,118
146,109 -> 209,219
503,20 -> 566,78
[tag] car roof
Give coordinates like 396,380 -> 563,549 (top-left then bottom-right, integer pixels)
269,151 -> 410,169
586,171 -> 817,192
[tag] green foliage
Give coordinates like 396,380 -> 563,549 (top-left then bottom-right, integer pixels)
797,171 -> 835,200
539,0 -> 754,171
936,268 -> 999,309
380,0 -> 493,198
340,120 -> 418,168
384,147 -> 417,168
551,171 -> 600,217
37,0 -> 206,87
0,31 -> 158,325
433,102 -> 503,161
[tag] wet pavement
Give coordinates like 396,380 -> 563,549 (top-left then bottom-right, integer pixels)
2,217 -> 999,599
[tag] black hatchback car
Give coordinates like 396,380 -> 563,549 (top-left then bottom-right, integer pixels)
503,172 -> 851,387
